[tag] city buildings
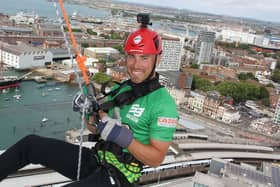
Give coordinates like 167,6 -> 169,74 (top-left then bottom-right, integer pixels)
196,31 -> 215,65
156,34 -> 184,71
9,11 -> 38,25
84,47 -> 120,60
217,29 -> 274,47
0,41 -> 52,69
184,90 -> 241,124
273,98 -> 280,124
193,158 -> 280,187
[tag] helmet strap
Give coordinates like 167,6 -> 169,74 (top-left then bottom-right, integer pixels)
145,55 -> 158,81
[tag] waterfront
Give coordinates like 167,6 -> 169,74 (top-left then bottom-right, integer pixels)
0,80 -> 81,150
0,0 -> 111,19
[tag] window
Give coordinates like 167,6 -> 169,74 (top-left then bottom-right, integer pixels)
193,182 -> 208,187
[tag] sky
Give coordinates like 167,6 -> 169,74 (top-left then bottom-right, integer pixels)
120,0 -> 280,23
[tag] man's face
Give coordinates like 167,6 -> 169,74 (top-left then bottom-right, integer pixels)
126,53 -> 158,84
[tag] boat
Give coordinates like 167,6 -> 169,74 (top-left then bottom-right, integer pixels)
0,61 -> 21,89
0,76 -> 21,90
41,117 -> 48,123
13,94 -> 21,100
0,70 -> 33,90
0,62 -> 33,90
2,88 -> 9,93
42,92 -> 48,97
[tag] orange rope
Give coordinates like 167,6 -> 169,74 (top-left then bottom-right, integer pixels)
58,0 -> 90,85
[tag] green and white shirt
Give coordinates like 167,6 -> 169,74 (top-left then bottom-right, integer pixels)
100,83 -> 178,183
108,84 -> 178,145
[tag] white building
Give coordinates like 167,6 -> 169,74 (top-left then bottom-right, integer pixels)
189,91 -> 206,113
62,57 -> 98,68
218,29 -> 272,47
84,47 -> 119,59
222,109 -> 240,124
255,71 -> 272,85
0,41 -> 52,70
219,29 -> 256,44
273,98 -> 280,124
156,34 -> 184,71
254,35 -> 270,46
167,87 -> 186,105
9,11 -> 39,25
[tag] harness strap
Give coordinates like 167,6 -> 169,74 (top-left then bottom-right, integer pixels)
99,73 -> 162,112
94,141 -> 143,184
95,141 -> 143,167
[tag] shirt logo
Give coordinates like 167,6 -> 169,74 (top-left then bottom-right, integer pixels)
126,104 -> 145,123
128,104 -> 145,117
157,117 -> 177,128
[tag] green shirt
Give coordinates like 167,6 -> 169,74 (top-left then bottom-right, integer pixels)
108,84 -> 178,145
100,83 -> 178,183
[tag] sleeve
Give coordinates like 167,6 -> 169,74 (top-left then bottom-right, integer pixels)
149,98 -> 178,142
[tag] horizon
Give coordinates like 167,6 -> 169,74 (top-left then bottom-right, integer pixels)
118,0 -> 280,24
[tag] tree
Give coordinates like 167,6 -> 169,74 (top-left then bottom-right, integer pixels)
276,60 -> 280,69
238,43 -> 249,50
81,43 -> 89,48
238,73 -> 248,81
192,75 -> 214,91
237,72 -> 256,81
265,83 -> 274,88
100,33 -> 110,39
87,29 -> 97,35
190,64 -> 199,69
271,70 -> 280,83
98,59 -> 106,64
112,45 -> 124,54
261,98 -> 270,107
215,81 -> 260,103
93,72 -> 112,84
259,86 -> 269,99
111,33 -> 122,40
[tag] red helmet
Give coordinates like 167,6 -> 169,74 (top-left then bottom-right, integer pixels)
124,28 -> 162,55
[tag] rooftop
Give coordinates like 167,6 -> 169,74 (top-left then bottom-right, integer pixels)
86,47 -> 120,54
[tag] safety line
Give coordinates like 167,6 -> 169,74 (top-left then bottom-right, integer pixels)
53,0 -> 88,181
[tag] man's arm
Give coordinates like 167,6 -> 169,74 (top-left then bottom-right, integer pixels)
96,111 -> 172,167
86,116 -> 98,133
128,139 -> 170,167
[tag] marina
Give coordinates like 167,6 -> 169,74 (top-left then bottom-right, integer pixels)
0,80 -> 81,150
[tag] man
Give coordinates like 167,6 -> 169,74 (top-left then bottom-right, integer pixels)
0,22 -> 178,187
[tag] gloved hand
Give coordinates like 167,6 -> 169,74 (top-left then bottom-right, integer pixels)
72,90 -> 85,113
98,116 -> 133,148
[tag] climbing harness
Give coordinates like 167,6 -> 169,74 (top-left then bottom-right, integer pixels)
94,141 -> 143,184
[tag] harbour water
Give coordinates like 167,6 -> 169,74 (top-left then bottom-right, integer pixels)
0,0 -> 110,150
0,0 -> 111,19
0,79 -> 81,150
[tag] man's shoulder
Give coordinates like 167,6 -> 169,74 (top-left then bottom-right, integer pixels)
147,87 -> 177,107
149,87 -> 173,99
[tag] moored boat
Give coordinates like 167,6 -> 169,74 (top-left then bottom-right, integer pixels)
0,77 -> 21,90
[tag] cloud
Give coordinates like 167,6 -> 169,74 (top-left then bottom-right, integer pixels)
196,0 -> 280,12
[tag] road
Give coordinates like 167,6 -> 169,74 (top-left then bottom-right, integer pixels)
179,109 -> 280,148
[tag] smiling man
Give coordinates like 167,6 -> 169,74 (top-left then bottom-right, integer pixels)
0,15 -> 178,187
